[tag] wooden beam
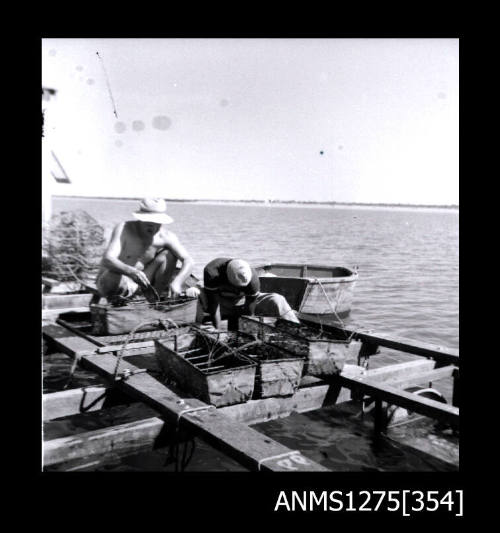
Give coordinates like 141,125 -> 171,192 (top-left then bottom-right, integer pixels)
42,324 -> 98,358
384,365 -> 456,390
54,319 -> 160,356
220,382 -> 351,425
300,317 -> 459,366
42,276 -> 61,288
452,369 -> 460,408
43,386 -> 133,421
96,341 -> 155,353
42,293 -> 94,310
364,359 -> 436,382
55,318 -> 104,344
337,374 -> 459,428
43,417 -> 166,467
43,324 -> 328,471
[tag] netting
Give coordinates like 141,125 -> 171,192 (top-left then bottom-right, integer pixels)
42,210 -> 106,286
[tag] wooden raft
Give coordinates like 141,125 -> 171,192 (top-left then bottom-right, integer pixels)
43,312 -> 459,469
42,323 -> 328,471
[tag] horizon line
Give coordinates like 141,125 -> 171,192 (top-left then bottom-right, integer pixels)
53,195 -> 459,209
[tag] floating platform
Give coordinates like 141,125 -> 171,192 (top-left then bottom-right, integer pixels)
42,309 -> 459,472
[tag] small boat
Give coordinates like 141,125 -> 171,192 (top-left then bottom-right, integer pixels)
255,263 -> 358,317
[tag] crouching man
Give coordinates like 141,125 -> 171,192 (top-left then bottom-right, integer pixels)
96,198 -> 194,303
200,257 -> 300,330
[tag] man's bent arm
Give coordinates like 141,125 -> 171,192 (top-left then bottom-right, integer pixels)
206,290 -> 222,329
166,233 -> 194,288
244,294 -> 258,315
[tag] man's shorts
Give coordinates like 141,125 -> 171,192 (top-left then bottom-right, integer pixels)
199,289 -> 294,319
96,269 -> 139,298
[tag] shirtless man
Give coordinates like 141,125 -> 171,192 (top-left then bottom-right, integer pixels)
96,198 -> 194,302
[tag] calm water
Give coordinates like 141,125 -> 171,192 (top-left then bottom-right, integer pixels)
45,197 -> 459,471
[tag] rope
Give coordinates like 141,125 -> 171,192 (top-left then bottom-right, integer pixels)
62,317 -> 177,388
62,353 -> 82,390
312,278 -> 378,349
176,405 -> 215,424
169,404 -> 215,472
314,278 -> 347,330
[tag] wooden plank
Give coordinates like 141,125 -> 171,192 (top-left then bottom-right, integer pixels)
43,386 -> 134,420
43,324 -> 99,357
300,317 -> 459,365
55,318 -> 106,346
96,341 -> 155,353
44,386 -> 108,420
337,374 -> 459,428
42,293 -> 94,310
54,319 -> 160,357
42,276 -> 61,289
220,383 -> 351,424
43,324 -> 328,471
384,365 -> 456,390
43,417 -> 166,467
56,317 -> 186,355
364,359 -> 436,382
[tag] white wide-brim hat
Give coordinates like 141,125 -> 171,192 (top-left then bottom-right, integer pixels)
133,198 -> 174,224
227,259 -> 252,287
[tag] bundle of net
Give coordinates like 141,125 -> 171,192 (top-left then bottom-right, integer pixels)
42,210 -> 106,286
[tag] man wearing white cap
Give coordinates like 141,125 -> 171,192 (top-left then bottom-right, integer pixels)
202,257 -> 300,330
96,198 -> 195,303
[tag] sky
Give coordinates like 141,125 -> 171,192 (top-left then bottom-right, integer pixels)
41,38 -> 459,205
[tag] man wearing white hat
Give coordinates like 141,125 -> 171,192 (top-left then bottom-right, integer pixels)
96,198 -> 195,303
201,257 -> 300,330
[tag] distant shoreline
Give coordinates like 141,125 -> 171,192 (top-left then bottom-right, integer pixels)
53,195 -> 459,211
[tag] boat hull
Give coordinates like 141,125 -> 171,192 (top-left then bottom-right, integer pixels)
257,264 -> 357,316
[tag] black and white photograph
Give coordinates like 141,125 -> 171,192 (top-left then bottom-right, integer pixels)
41,37 -> 459,488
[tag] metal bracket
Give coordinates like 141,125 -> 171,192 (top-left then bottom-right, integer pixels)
115,368 -> 148,381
